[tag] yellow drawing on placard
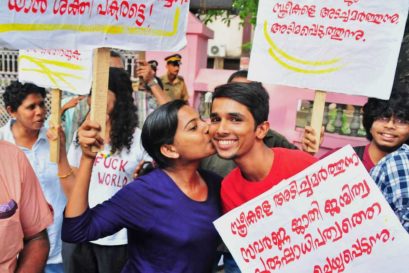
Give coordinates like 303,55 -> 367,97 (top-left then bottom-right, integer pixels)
19,55 -> 85,90
263,21 -> 344,74
0,8 -> 180,37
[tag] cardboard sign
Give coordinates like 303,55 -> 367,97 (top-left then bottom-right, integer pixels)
248,0 -> 408,99
19,49 -> 93,95
214,145 -> 409,273
0,0 -> 189,51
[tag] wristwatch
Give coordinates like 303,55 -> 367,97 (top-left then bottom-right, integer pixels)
146,78 -> 159,88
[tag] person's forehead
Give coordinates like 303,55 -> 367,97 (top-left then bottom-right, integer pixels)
211,97 -> 250,114
22,93 -> 44,102
177,106 -> 199,125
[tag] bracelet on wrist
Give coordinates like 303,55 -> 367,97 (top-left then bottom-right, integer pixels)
58,168 -> 73,179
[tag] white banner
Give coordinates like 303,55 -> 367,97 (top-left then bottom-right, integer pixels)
214,145 -> 409,273
19,49 -> 93,95
248,0 -> 408,99
0,0 -> 189,51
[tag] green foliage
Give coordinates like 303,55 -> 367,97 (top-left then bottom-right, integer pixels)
232,0 -> 259,25
241,42 -> 252,53
199,0 -> 259,26
200,10 -> 235,27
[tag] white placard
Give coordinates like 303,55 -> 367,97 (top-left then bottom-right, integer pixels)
19,49 -> 93,95
248,0 -> 408,99
214,145 -> 409,273
0,0 -> 189,51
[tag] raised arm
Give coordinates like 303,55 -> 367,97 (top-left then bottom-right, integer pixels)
47,123 -> 77,197
64,119 -> 103,218
136,62 -> 171,105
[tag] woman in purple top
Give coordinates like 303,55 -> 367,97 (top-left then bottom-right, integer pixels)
62,100 -> 222,273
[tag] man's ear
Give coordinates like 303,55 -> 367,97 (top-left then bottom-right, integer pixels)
255,121 -> 270,140
6,106 -> 16,117
160,144 -> 180,159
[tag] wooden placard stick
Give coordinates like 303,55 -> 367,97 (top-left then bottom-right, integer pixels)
134,51 -> 146,91
90,48 -> 110,152
307,90 -> 327,153
49,88 -> 62,163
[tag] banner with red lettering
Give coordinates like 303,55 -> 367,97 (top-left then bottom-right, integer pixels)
248,0 -> 408,99
19,49 -> 93,94
214,145 -> 409,273
0,0 -> 189,51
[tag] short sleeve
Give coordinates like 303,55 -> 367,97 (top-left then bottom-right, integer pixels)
18,149 -> 53,237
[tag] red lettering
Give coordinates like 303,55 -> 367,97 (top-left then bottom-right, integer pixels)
97,172 -> 105,184
122,176 -> 128,186
105,173 -> 111,185
119,160 -> 128,172
111,158 -> 118,170
94,155 -> 102,166
111,174 -> 117,186
103,157 -> 112,169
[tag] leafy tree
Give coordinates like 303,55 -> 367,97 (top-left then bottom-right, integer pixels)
198,0 -> 259,26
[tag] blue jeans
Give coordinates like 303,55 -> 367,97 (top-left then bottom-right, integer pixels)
223,253 -> 241,273
44,263 -> 64,273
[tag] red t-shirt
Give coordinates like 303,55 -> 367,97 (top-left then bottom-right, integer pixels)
221,148 -> 318,213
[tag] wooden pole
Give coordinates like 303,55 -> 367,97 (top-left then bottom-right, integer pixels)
49,88 -> 62,163
307,90 -> 327,153
90,48 -> 110,152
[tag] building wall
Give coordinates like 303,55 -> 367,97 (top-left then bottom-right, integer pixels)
206,15 -> 243,58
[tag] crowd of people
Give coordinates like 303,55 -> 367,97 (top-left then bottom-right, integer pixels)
0,49 -> 408,273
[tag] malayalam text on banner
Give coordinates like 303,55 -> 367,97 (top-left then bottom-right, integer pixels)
248,0 -> 408,99
19,49 -> 93,95
214,145 -> 409,273
0,0 -> 190,51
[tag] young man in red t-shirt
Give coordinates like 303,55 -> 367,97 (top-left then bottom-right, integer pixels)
209,82 -> 317,271
210,82 -> 317,213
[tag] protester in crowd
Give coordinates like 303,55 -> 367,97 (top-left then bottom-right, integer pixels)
209,82 -> 317,271
0,81 -> 66,273
301,83 -> 409,171
201,70 -> 297,177
371,144 -> 409,232
160,54 -> 189,101
62,99 -> 222,273
51,67 -> 151,273
202,70 -> 297,273
0,141 -> 53,273
52,50 -> 125,153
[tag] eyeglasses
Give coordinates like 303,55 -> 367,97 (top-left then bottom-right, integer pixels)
375,116 -> 409,127
0,199 -> 18,219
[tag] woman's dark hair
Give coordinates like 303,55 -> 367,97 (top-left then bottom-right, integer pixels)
362,82 -> 409,143
212,82 -> 269,127
107,67 -> 138,153
3,81 -> 46,111
141,100 -> 187,169
75,68 -> 137,153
